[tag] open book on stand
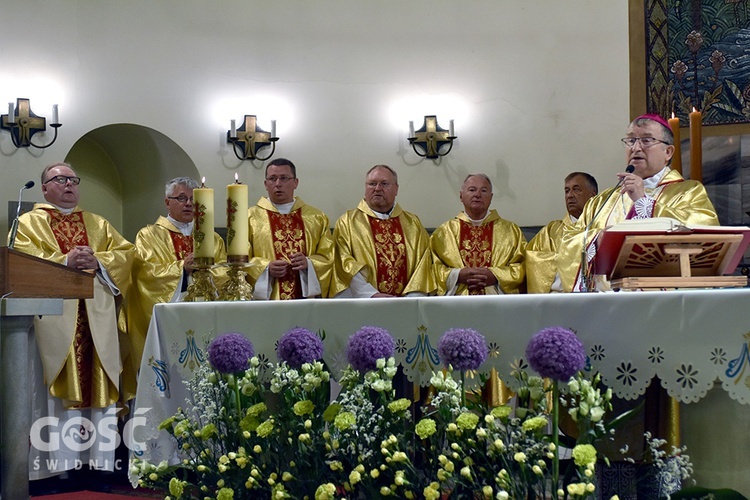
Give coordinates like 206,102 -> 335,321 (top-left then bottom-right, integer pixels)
593,218 -> 750,289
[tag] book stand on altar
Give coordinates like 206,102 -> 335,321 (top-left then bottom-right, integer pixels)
595,223 -> 750,290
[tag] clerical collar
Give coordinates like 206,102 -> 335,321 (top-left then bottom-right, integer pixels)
569,214 -> 579,223
270,199 -> 296,215
48,203 -> 75,215
464,212 -> 489,226
372,206 -> 395,220
643,166 -> 670,190
167,215 -> 194,236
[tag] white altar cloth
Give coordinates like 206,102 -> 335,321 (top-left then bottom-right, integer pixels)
129,289 -> 750,465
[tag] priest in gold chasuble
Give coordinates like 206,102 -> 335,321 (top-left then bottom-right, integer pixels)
330,165 -> 435,297
431,174 -> 526,295
525,172 -> 597,294
11,162 -> 134,478
556,114 -> 719,293
124,177 -> 227,371
247,158 -> 333,299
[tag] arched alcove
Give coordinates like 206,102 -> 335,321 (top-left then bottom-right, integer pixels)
65,124 -> 199,241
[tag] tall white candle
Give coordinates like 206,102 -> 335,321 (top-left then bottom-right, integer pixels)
7,102 -> 14,124
408,121 -> 415,138
52,104 -> 59,125
193,178 -> 215,260
226,174 -> 249,257
449,119 -> 455,137
230,119 -> 236,138
271,119 -> 277,138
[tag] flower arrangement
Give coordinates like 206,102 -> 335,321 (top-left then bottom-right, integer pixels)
134,325 -> 691,500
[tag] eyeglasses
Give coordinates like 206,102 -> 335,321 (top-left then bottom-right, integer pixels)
366,181 -> 394,189
265,176 -> 295,183
167,195 -> 194,204
44,175 -> 81,186
621,137 -> 669,149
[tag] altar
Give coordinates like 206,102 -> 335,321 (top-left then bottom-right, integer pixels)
130,289 -> 750,482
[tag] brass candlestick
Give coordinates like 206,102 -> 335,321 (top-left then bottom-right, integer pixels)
218,255 -> 254,301
185,257 -> 219,302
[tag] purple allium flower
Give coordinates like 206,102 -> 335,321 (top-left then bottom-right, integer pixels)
346,326 -> 395,373
438,328 -> 488,371
526,327 -> 585,381
207,333 -> 254,374
276,327 -> 324,368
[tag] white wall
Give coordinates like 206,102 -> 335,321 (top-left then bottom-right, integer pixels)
0,0 -> 629,239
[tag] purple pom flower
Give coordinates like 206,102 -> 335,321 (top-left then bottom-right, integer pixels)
207,333 -> 254,374
276,327 -> 324,368
346,326 -> 395,373
438,328 -> 488,371
526,327 -> 585,381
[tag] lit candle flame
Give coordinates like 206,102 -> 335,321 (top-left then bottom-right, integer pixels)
235,172 -> 240,184
201,176 -> 206,187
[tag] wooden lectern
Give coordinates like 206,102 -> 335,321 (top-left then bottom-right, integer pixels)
594,220 -> 750,290
0,247 -> 94,499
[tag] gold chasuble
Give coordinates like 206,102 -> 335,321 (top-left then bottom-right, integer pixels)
431,210 -> 526,296
12,204 -> 134,408
330,200 -> 435,296
124,216 -> 227,370
247,197 -> 334,300
557,168 -> 719,292
525,214 -> 573,294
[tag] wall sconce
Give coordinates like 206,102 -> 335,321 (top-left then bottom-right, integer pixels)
407,115 -> 456,159
227,115 -> 278,161
1,98 -> 61,149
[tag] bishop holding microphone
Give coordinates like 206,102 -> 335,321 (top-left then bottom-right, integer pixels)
556,113 -> 719,292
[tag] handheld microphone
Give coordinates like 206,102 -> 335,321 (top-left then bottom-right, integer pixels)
579,165 -> 635,291
8,180 -> 35,249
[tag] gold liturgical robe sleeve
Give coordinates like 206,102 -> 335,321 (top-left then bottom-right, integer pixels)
557,170 -> 719,292
247,197 -> 334,299
330,200 -> 435,297
431,210 -> 526,295
525,217 -> 568,294
11,204 -> 135,407
124,216 -> 227,370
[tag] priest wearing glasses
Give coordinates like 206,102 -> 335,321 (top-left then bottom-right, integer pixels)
10,161 -> 134,479
556,114 -> 719,292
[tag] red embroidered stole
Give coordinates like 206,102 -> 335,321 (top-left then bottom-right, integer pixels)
267,210 -> 306,299
46,209 -> 94,408
459,220 -> 494,295
368,217 -> 408,296
169,232 -> 193,260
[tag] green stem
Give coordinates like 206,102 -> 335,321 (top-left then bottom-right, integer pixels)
552,380 -> 560,496
461,370 -> 466,408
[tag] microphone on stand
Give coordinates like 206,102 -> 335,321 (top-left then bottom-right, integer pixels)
8,180 -> 35,249
579,165 -> 635,292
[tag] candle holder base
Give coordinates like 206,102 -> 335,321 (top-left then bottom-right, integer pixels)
219,263 -> 254,301
185,260 -> 218,302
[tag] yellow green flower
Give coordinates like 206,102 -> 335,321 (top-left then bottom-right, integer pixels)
159,416 -> 176,430
216,487 -> 235,500
293,400 -> 314,416
199,423 -> 217,439
490,406 -> 512,419
415,418 -> 437,439
247,402 -> 267,417
388,398 -> 411,413
314,483 -> 336,500
521,416 -> 548,433
323,403 -> 342,422
572,444 -> 597,467
456,412 -> 479,430
334,411 -> 356,431
168,477 -> 184,497
256,420 -> 274,438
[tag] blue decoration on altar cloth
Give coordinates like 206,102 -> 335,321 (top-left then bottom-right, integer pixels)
179,330 -> 205,371
725,333 -> 750,385
150,357 -> 170,398
405,326 -> 440,374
